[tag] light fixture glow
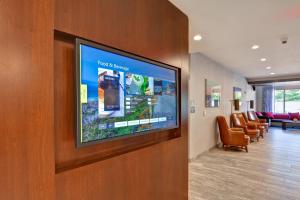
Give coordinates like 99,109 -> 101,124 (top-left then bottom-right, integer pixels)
266,66 -> 272,70
270,72 -> 275,75
193,34 -> 202,41
260,58 -> 267,62
251,45 -> 260,50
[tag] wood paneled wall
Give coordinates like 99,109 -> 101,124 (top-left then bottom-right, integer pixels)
54,0 -> 189,199
0,0 -> 55,199
0,0 -> 188,199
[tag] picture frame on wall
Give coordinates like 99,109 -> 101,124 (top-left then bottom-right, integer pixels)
233,87 -> 242,100
205,79 -> 221,108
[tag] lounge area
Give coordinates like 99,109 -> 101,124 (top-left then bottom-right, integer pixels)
256,111 -> 300,130
190,127 -> 300,200
190,83 -> 300,199
254,82 -> 300,130
189,78 -> 300,199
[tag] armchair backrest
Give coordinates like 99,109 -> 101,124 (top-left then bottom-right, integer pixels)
217,116 -> 230,144
242,112 -> 249,123
231,113 -> 241,127
237,113 -> 247,127
248,111 -> 258,122
231,113 -> 247,127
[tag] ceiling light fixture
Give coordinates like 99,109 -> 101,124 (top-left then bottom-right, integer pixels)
270,72 -> 276,75
193,34 -> 202,41
251,45 -> 260,50
266,66 -> 272,70
260,58 -> 267,62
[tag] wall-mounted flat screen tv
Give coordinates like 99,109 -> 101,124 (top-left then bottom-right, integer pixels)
76,38 -> 179,147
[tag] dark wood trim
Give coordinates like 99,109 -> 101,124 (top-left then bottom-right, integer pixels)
248,76 -> 300,85
55,128 -> 180,173
54,33 -> 182,173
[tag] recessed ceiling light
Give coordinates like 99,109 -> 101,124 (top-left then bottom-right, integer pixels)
266,66 -> 272,70
193,34 -> 202,41
270,72 -> 275,75
251,45 -> 260,50
260,58 -> 267,62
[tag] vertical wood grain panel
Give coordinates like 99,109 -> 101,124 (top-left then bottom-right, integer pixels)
0,0 -> 55,199
54,0 -> 189,199
54,0 -> 183,68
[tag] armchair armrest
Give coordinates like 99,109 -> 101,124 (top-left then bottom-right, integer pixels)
246,123 -> 257,129
230,128 -> 244,132
232,124 -> 246,129
228,130 -> 246,141
259,118 -> 267,123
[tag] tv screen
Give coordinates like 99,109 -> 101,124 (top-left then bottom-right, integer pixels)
76,38 -> 179,147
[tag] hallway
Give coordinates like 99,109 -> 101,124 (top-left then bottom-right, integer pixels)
189,128 -> 300,200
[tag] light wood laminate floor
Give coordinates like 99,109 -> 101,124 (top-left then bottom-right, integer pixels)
189,128 -> 300,200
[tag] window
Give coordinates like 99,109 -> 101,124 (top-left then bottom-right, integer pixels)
274,89 -> 300,113
285,89 -> 300,113
274,90 -> 284,113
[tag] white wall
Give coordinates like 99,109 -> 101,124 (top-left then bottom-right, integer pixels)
189,53 -> 255,159
256,86 -> 263,111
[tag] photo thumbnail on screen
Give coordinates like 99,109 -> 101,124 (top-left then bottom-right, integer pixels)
98,68 -> 125,118
126,73 -> 154,96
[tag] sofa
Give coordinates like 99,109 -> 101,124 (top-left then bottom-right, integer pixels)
256,111 -> 300,128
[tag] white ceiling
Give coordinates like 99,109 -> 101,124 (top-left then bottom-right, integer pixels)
170,0 -> 300,79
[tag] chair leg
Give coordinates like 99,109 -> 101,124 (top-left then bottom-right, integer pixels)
245,146 -> 248,153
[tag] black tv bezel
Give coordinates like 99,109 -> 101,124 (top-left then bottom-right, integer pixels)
75,38 -> 180,148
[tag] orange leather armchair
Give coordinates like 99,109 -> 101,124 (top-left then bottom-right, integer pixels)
217,116 -> 250,152
231,113 -> 260,142
247,111 -> 269,132
242,112 -> 266,138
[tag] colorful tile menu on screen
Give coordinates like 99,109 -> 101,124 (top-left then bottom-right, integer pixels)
77,41 -> 178,145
